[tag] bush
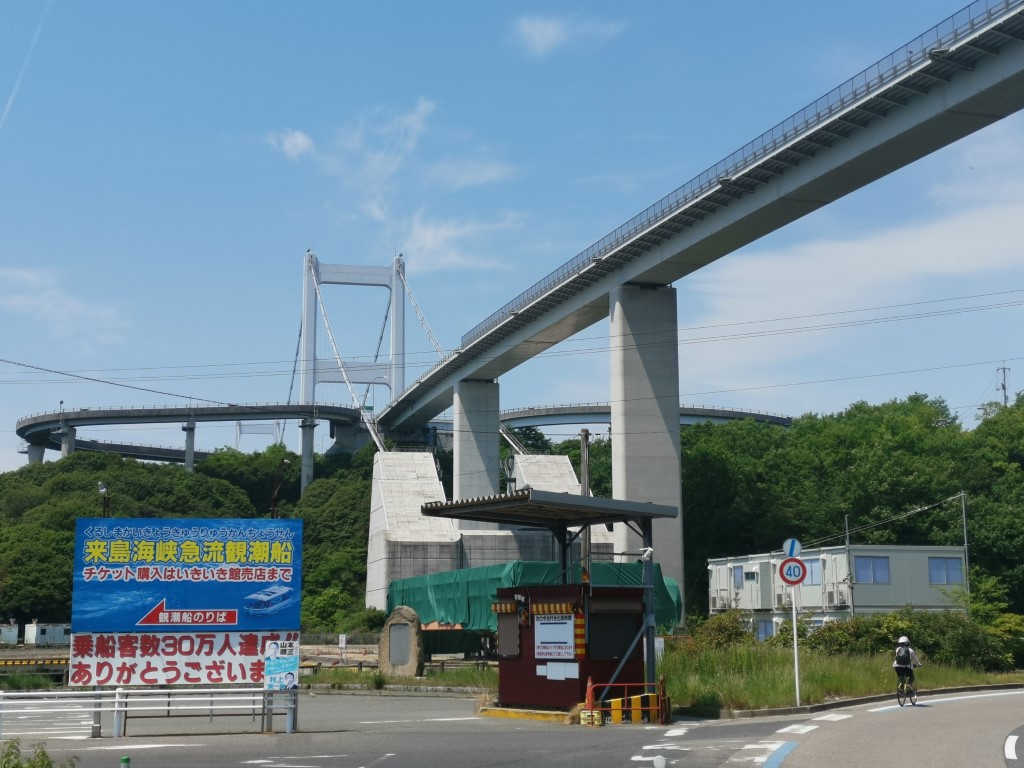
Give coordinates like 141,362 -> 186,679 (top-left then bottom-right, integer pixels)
764,617 -> 812,648
0,739 -> 77,768
0,673 -> 56,691
692,611 -> 756,649
777,607 -> 1014,671
989,613 -> 1024,668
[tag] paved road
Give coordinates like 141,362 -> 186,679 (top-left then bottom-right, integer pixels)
23,688 -> 1024,768
783,689 -> 1024,768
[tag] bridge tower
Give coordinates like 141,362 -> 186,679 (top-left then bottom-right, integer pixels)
299,251 -> 406,488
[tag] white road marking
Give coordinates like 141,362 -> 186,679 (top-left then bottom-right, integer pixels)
359,717 -> 480,724
870,688 -> 1024,712
743,740 -> 791,765
813,713 -> 852,721
743,741 -> 786,750
79,744 -> 205,752
1005,734 -> 1018,760
663,727 -> 688,737
640,744 -> 689,751
777,724 -> 817,734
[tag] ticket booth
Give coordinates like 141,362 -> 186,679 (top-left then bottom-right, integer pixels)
421,487 -> 677,712
492,583 -> 644,709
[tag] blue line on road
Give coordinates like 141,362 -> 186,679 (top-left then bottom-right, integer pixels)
763,741 -> 798,768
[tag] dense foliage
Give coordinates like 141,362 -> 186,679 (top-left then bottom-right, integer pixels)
1,391 -> 1023,641
689,600 -> 1022,674
666,393 -> 1024,621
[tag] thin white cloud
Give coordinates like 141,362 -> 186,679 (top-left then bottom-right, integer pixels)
683,201 -> 1023,372
321,99 -> 436,224
400,211 -> 523,272
0,268 -> 124,349
515,17 -> 569,57
926,118 -> 1024,207
388,98 -> 434,153
427,157 -> 517,189
677,120 -> 1024,406
0,0 -> 52,138
268,129 -> 315,161
513,15 -> 625,57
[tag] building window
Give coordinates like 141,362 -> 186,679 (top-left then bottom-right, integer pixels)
733,565 -> 743,590
757,620 -> 775,641
805,560 -> 822,586
854,555 -> 890,584
929,557 -> 964,585
744,571 -> 758,583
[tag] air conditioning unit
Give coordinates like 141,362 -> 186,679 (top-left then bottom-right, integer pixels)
776,592 -> 791,607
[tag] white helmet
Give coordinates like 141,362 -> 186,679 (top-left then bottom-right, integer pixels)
898,636 -> 909,645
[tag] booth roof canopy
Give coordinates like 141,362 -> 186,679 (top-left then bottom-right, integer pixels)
421,488 -> 677,530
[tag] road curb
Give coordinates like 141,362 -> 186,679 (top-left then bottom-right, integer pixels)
478,706 -> 573,724
681,682 -> 1024,720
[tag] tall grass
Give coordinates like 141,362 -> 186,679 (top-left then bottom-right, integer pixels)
0,673 -> 57,691
659,643 -> 1024,711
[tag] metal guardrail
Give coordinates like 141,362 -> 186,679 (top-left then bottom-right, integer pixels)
0,687 -> 297,738
498,402 -> 792,420
459,0 -> 1024,349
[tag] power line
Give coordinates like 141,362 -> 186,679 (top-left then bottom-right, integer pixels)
1,289 -> 1022,418
803,493 -> 964,550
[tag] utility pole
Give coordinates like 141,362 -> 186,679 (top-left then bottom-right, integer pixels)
844,515 -> 855,617
998,364 -> 1010,407
580,429 -> 591,578
961,490 -> 971,596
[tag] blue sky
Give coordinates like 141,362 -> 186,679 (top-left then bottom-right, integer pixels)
2,1 -> 1022,472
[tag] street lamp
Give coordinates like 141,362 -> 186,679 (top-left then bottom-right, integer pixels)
98,482 -> 110,518
270,460 -> 290,519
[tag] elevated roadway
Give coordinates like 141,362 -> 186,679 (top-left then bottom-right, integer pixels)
15,402 -> 791,464
378,1 -> 1024,430
15,404 -> 364,464
499,403 -> 792,430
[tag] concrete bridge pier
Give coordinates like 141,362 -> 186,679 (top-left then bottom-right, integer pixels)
453,379 -> 501,514
610,284 -> 684,616
26,444 -> 45,464
182,419 -> 196,471
60,425 -> 76,458
300,417 -> 317,491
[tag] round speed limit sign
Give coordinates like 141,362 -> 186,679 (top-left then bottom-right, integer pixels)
779,557 -> 808,586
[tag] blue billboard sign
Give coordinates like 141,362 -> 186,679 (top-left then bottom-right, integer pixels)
72,518 -> 302,633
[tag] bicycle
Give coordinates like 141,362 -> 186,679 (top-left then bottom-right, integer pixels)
896,668 -> 918,706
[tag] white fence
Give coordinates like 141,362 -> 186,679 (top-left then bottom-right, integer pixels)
0,687 -> 297,739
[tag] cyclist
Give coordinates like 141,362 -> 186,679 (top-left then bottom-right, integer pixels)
893,635 -> 922,687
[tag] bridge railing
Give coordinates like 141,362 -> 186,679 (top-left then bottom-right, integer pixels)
20,401 -> 356,419
459,0 -> 1024,349
498,402 -> 791,419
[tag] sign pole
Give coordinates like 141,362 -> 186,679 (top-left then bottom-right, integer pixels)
791,586 -> 800,706
779,548 -> 805,708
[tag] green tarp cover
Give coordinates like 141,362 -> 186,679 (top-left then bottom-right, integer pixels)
387,561 -> 681,632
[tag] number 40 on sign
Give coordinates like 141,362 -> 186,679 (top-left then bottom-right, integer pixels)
779,557 -> 807,586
